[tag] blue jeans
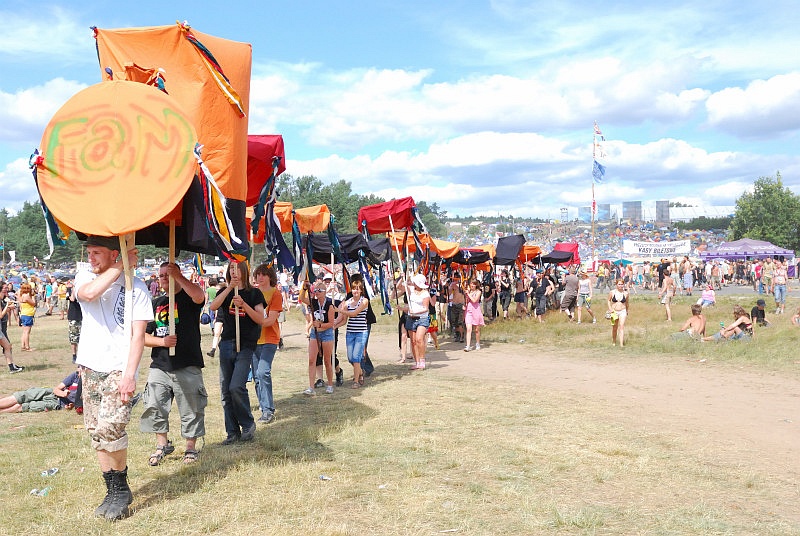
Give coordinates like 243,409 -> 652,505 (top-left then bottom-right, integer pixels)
774,284 -> 786,304
252,343 -> 277,416
345,331 -> 368,364
218,340 -> 255,438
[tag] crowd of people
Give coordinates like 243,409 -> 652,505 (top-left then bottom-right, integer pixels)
1,239 -> 798,522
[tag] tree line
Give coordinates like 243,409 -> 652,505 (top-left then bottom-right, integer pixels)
0,174 -> 449,265
2,173 -> 798,266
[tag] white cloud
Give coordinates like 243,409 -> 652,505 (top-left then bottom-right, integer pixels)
0,158 -> 39,213
0,78 -> 87,144
0,7 -> 89,61
705,72 -> 800,138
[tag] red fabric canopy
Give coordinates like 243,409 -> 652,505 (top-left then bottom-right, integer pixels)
246,134 -> 286,206
357,197 -> 416,234
554,242 -> 580,266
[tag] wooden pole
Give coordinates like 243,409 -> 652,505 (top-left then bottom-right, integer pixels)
168,220 -> 176,356
233,261 -> 241,352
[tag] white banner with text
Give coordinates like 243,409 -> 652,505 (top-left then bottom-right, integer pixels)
622,239 -> 690,256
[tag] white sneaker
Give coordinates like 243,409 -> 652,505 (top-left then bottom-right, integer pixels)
325,385 -> 334,394
475,343 -> 481,350
592,318 -> 597,324
464,346 -> 471,352
303,387 -> 315,396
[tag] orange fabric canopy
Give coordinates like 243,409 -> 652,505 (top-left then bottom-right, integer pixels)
517,245 -> 542,263
95,23 -> 251,204
247,201 -> 293,244
293,205 -> 330,234
36,81 -> 198,235
387,232 -> 461,259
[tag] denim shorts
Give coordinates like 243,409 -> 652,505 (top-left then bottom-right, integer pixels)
405,314 -> 430,331
20,315 -> 34,327
310,327 -> 334,342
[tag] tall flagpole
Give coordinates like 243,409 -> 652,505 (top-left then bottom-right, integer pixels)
592,121 -> 597,270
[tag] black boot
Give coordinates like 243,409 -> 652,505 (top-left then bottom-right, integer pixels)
94,470 -> 114,517
104,467 -> 133,521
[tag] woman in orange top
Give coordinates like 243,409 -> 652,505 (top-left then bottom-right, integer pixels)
252,264 -> 283,424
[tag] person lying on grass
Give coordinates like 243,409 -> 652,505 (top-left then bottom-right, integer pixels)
0,370 -> 80,413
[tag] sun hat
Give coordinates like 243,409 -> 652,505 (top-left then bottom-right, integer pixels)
411,273 -> 428,288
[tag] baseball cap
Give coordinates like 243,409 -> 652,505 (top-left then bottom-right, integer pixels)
756,299 -> 766,307
85,235 -> 120,251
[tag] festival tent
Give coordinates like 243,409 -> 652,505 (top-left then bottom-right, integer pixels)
494,235 -> 526,266
357,197 -> 417,235
387,232 -> 460,259
92,22 -> 252,258
700,238 -> 794,259
303,233 -> 373,264
517,245 -> 543,264
552,242 -> 580,265
540,250 -> 574,264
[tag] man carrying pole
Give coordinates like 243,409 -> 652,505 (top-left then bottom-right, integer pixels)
74,235 -> 153,521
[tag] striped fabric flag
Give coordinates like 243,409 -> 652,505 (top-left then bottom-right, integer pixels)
195,144 -> 248,262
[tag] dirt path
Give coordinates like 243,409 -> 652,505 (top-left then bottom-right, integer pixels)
363,330 -> 800,481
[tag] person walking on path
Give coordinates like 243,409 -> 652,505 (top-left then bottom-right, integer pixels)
74,235 -> 153,521
208,261 -> 266,445
659,267 -> 676,322
607,279 -> 629,347
140,262 -> 207,466
252,264 -> 283,422
463,278 -> 485,351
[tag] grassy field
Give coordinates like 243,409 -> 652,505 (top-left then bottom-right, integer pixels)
0,291 -> 798,535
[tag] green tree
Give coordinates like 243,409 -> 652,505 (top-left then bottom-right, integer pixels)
730,173 -> 800,251
415,200 -> 447,238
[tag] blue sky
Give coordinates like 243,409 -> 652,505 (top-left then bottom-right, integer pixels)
2,0 -> 800,220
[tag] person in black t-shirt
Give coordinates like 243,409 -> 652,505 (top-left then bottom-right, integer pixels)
209,261 -> 267,445
140,263 -> 207,465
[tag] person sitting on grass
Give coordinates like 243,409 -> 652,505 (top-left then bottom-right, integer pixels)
698,284 -> 716,308
702,305 -> 753,342
0,370 -> 80,413
750,299 -> 770,328
675,304 -> 706,340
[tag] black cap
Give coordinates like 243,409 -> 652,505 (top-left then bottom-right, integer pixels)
756,299 -> 766,307
85,235 -> 120,251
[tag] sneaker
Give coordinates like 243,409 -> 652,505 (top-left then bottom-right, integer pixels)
576,321 -> 582,324
206,348 -> 216,357
9,364 -> 24,374
240,423 -> 257,442
314,379 -> 325,388
475,343 -> 480,350
325,385 -> 334,394
335,368 -> 344,387
221,435 -> 239,445
464,346 -> 471,352
258,413 -> 275,425
593,318 -> 597,324
303,387 -> 315,396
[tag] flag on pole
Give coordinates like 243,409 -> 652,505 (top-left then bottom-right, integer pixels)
594,121 -> 605,141
592,160 -> 606,183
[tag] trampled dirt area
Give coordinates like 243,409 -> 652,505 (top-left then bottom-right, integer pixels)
365,327 -> 800,500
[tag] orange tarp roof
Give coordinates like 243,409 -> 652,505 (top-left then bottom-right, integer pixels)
388,232 -> 460,259
246,201 -> 293,244
293,205 -> 330,234
517,245 -> 542,262
95,24 -> 251,205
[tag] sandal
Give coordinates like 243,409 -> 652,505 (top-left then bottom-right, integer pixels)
148,441 -> 175,466
183,449 -> 199,464
351,381 -> 361,389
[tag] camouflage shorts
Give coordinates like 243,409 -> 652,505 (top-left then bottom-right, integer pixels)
68,320 -> 81,345
80,367 -> 131,452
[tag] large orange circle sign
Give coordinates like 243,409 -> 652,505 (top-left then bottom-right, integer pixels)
37,80 -> 198,236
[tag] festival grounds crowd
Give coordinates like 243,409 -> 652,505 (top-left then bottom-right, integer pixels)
1,235 -> 798,521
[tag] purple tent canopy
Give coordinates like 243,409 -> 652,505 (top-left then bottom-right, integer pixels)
700,238 -> 794,259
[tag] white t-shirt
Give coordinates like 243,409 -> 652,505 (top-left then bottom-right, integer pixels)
74,270 -> 154,373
